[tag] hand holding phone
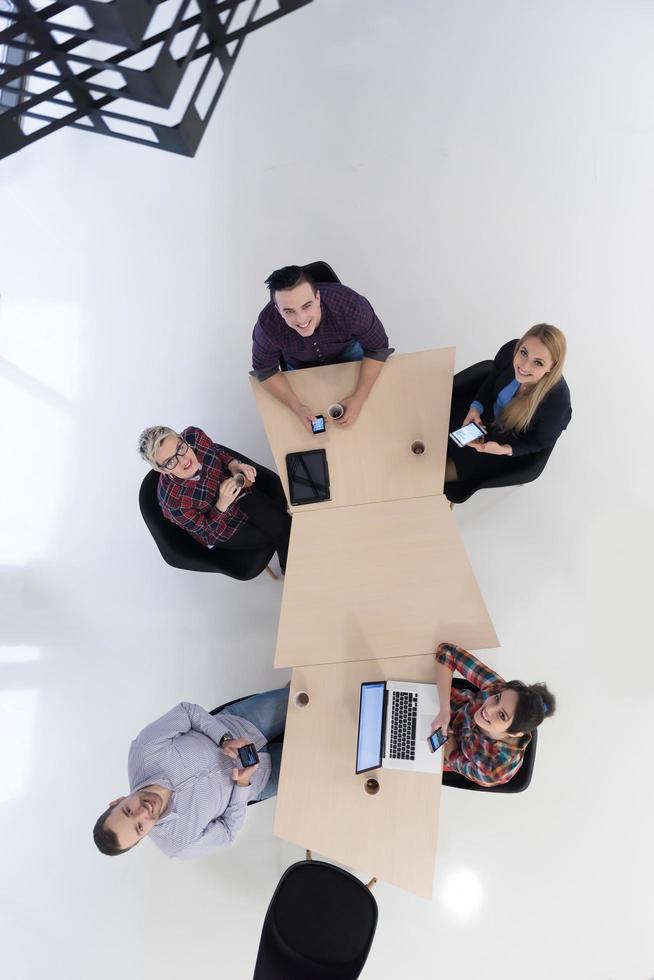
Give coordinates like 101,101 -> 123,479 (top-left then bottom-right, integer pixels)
449,421 -> 486,448
311,415 -> 326,434
237,743 -> 260,768
428,728 -> 448,752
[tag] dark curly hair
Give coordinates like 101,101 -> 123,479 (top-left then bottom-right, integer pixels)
504,681 -> 556,735
265,265 -> 317,299
93,804 -> 134,856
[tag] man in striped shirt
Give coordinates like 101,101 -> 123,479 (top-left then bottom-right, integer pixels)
93,691 -> 287,858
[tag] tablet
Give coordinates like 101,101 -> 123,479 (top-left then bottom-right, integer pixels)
285,449 -> 331,505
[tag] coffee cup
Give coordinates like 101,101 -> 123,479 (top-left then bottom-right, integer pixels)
328,403 -> 345,421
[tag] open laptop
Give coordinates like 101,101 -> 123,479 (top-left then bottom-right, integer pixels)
355,680 -> 442,775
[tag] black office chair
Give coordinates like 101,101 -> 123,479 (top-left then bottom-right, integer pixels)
253,859 -> 378,979
441,678 -> 537,793
445,360 -> 554,504
210,695 -> 284,807
138,447 -> 278,580
302,260 -> 341,284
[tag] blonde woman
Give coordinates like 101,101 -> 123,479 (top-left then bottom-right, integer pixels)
445,325 -> 571,484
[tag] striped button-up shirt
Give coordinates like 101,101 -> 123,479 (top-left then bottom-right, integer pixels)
128,702 -> 271,859
436,643 -> 531,787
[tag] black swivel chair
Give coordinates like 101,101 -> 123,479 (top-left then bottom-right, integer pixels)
301,260 -> 341,284
138,447 -> 278,580
253,859 -> 378,979
441,678 -> 537,793
445,360 -> 554,504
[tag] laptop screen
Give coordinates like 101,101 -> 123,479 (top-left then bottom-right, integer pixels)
355,681 -> 386,774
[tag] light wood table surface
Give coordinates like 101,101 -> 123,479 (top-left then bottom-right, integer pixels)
275,494 -> 498,668
250,348 -> 455,510
274,655 -> 443,899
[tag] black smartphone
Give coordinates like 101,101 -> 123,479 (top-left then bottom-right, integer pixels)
428,728 -> 447,752
237,743 -> 259,767
311,415 -> 326,434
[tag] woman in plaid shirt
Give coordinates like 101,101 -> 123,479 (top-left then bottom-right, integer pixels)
431,642 -> 556,787
139,426 -> 291,572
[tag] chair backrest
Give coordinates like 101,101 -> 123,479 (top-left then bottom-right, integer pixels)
302,260 -> 340,284
253,860 -> 378,979
441,678 -> 537,793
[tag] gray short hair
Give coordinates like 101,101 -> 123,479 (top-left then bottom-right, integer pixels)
138,426 -> 178,469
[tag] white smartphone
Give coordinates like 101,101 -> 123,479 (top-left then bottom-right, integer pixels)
449,421 -> 486,448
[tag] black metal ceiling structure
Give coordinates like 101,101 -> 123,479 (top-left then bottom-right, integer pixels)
0,0 -> 312,158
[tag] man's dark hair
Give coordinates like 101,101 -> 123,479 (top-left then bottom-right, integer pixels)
93,804 -> 134,856
504,681 -> 556,735
265,265 -> 317,300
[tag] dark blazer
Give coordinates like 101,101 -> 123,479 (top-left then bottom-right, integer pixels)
472,340 -> 572,458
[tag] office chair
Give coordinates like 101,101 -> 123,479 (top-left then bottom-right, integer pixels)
441,678 -> 537,793
302,260 -> 340,284
444,359 -> 554,504
138,447 -> 279,580
253,859 -> 378,979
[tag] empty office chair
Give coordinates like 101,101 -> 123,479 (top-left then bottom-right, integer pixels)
210,695 -> 284,807
253,859 -> 378,979
138,447 -> 278,580
445,359 -> 554,505
441,678 -> 537,793
302,260 -> 341,284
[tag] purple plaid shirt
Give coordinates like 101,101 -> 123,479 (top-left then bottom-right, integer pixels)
157,427 -> 248,546
251,282 -> 393,381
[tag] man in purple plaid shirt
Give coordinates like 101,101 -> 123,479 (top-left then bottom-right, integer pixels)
251,265 -> 394,432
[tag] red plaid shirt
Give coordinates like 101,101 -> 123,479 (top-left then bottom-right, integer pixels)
157,427 -> 248,547
436,643 -> 531,787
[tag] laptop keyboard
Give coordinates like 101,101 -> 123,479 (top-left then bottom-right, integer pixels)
389,691 -> 418,760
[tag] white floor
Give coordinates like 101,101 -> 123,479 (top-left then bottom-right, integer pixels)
1,2 -> 652,978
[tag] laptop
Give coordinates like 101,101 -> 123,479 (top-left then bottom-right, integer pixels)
355,680 -> 442,774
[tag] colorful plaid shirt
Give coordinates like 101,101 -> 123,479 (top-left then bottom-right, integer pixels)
157,427 -> 248,547
436,642 -> 531,787
251,282 -> 393,381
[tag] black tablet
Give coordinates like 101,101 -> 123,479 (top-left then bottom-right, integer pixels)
286,449 -> 331,505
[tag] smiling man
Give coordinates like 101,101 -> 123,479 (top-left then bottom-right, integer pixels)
250,265 -> 394,431
93,692 -> 288,858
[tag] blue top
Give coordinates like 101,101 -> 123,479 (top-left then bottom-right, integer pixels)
471,378 -> 519,420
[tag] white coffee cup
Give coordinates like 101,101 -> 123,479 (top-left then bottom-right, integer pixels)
293,691 -> 310,708
328,403 -> 344,420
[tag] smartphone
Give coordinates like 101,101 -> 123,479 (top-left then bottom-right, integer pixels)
449,421 -> 486,448
428,728 -> 447,752
311,415 -> 326,434
237,743 -> 260,767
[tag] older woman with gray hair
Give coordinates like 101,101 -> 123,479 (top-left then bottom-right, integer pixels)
138,425 -> 291,572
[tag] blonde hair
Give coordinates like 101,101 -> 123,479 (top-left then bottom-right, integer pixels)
499,325 -> 567,434
138,426 -> 178,469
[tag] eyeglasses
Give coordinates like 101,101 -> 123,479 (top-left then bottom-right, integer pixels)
160,439 -> 189,471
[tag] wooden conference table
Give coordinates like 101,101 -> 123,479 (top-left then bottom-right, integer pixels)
251,348 -> 498,898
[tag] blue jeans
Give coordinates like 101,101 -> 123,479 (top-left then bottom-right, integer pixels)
217,688 -> 288,801
285,339 -> 364,371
